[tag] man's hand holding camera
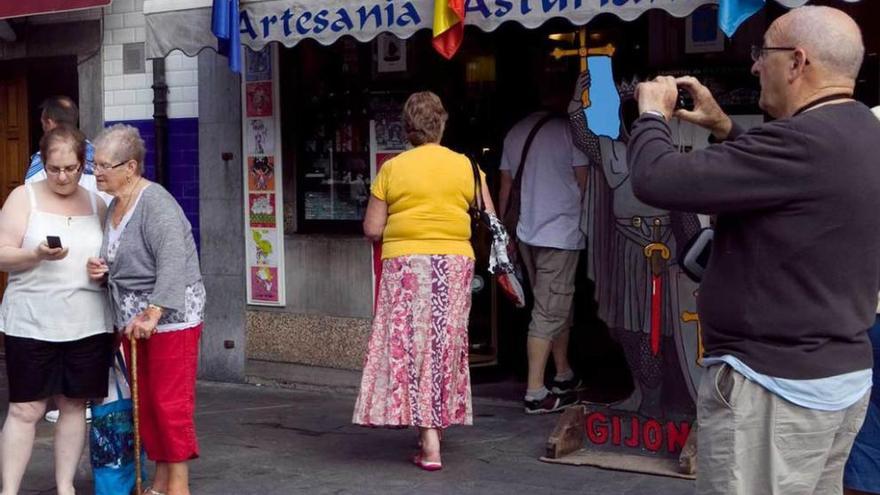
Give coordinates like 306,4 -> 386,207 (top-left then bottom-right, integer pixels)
635,76 -> 734,140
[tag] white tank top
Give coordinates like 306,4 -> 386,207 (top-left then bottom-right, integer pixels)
0,185 -> 112,341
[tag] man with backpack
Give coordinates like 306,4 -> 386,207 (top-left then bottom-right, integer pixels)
499,76 -> 589,414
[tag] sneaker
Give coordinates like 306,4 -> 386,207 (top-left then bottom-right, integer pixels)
44,409 -> 59,423
551,377 -> 586,395
524,392 -> 576,415
44,405 -> 92,424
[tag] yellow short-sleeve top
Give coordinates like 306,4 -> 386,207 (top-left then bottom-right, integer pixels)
372,143 -> 485,260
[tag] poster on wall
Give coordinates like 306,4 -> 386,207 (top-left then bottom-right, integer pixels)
246,118 -> 275,155
246,46 -> 272,81
248,156 -> 275,191
376,33 -> 406,73
685,6 -> 724,54
243,45 -> 285,306
246,81 -> 273,117
250,267 -> 280,302
248,193 -> 277,227
370,95 -> 408,150
248,228 -> 281,266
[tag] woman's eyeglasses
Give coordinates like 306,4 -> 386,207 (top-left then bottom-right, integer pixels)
94,159 -> 130,171
44,164 -> 82,176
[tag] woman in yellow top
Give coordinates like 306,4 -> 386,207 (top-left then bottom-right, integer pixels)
353,92 -> 494,471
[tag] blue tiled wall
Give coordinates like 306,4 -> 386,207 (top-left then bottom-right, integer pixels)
105,118 -> 200,248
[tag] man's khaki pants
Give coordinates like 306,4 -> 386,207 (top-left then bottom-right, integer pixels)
518,243 -> 579,340
696,363 -> 870,495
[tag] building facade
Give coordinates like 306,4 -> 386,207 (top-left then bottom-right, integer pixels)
3,0 -> 878,388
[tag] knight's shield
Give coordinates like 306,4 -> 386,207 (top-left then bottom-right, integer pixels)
671,268 -> 703,403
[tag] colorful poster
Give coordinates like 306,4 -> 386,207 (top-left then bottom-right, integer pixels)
243,45 -> 285,306
250,266 -> 279,302
248,156 -> 275,191
246,118 -> 274,155
248,193 -> 276,227
248,228 -> 280,266
245,46 -> 272,81
246,82 -> 273,117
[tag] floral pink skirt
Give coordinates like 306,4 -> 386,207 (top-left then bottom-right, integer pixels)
353,254 -> 474,429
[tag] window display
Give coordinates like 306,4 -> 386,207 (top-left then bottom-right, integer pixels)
300,113 -> 370,222
290,39 -> 376,228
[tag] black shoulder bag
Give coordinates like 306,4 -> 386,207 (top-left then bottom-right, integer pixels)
502,114 -> 556,236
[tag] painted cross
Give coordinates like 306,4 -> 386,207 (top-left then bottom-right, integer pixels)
550,28 -> 616,107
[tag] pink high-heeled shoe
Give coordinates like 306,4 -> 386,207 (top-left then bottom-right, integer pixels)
412,453 -> 442,472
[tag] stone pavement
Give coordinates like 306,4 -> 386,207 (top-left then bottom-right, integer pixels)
12,370 -> 694,494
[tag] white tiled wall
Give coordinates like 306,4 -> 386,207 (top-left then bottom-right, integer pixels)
102,0 -> 198,122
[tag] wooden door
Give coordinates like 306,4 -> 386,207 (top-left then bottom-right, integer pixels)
0,71 -> 30,295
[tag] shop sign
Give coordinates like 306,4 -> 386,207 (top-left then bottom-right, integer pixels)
237,0 -> 717,48
584,407 -> 692,457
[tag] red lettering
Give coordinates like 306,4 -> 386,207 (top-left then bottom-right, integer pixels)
611,415 -> 622,446
624,416 -> 640,448
666,421 -> 691,453
586,412 -> 609,445
644,419 -> 663,452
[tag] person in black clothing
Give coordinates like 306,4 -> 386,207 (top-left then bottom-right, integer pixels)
629,6 -> 880,495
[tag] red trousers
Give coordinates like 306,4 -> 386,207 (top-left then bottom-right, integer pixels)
124,324 -> 201,463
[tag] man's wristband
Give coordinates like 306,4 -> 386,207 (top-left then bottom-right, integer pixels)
641,109 -> 668,121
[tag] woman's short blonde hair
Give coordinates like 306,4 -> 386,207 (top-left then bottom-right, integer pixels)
403,91 -> 448,146
94,123 -> 147,175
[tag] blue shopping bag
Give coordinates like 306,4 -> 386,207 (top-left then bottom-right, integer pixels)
89,351 -> 147,495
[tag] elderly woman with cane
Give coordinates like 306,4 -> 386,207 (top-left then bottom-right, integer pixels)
352,91 -> 495,471
0,125 -> 112,495
88,124 -> 204,495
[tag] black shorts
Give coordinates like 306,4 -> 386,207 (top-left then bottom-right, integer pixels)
4,333 -> 114,403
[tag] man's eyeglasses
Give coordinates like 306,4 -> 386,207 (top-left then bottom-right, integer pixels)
94,159 -> 130,171
750,45 -> 799,62
45,164 -> 82,176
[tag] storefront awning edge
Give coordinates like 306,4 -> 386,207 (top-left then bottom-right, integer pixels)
147,1 -> 722,59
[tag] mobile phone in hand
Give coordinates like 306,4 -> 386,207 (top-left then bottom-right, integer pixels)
46,236 -> 62,249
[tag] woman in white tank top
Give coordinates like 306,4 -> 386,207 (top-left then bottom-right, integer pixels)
0,126 -> 111,495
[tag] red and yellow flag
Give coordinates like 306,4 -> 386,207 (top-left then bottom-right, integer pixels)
432,0 -> 465,60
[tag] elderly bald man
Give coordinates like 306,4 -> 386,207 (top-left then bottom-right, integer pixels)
628,6 -> 879,495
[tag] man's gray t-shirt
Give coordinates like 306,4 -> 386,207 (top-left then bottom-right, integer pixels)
501,112 -> 589,250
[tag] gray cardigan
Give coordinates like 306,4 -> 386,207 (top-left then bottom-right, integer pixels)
102,184 -> 202,314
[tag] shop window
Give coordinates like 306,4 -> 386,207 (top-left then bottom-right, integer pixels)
279,28 -> 544,234
282,39 -> 377,234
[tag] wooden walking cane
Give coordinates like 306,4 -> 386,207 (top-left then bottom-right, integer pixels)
130,333 -> 142,495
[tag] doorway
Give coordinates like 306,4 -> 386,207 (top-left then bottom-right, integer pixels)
0,68 -> 29,297
0,56 -> 79,298
278,19 -> 639,402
